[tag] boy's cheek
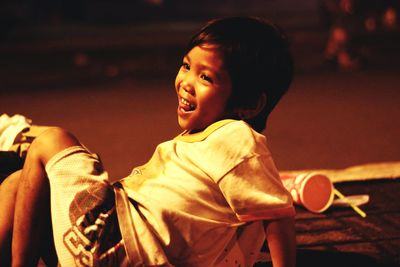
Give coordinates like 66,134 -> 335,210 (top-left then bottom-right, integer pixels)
174,77 -> 180,90
175,71 -> 182,85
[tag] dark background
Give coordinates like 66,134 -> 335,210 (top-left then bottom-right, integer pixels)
1,0 -> 399,181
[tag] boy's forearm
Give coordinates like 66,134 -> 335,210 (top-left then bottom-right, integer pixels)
265,216 -> 296,267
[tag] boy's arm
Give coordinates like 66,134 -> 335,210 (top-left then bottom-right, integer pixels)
264,216 -> 296,267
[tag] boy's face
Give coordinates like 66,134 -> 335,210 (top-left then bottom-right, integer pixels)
175,45 -> 232,132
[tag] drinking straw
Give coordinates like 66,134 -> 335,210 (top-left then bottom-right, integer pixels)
333,188 -> 367,218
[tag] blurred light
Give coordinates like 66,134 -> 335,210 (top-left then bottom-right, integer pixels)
364,17 -> 377,32
332,27 -> 348,44
105,65 -> 119,78
383,7 -> 397,30
73,53 -> 89,67
340,0 -> 353,14
145,0 -> 164,6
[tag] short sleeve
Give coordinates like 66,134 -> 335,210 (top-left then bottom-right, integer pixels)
218,154 -> 295,222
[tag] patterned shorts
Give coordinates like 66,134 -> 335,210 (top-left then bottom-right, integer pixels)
63,183 -> 128,267
45,146 -> 129,266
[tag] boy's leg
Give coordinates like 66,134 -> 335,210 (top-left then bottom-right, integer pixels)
0,170 -> 21,266
12,127 -> 81,267
38,185 -> 58,267
12,127 -> 118,266
1,171 -> 57,267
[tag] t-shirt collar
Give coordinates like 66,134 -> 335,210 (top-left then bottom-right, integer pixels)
174,119 -> 238,142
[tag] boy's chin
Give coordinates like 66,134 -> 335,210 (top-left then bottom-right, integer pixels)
177,118 -> 190,131
178,119 -> 201,133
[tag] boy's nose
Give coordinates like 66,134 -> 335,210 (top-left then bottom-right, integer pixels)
181,77 -> 195,95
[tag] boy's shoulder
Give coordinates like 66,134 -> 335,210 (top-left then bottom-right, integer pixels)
171,120 -> 270,180
211,120 -> 267,153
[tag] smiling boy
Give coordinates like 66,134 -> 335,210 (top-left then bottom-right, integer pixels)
0,17 -> 296,267
176,44 -> 232,132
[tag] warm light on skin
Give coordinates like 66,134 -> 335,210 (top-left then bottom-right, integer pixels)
175,45 -> 233,133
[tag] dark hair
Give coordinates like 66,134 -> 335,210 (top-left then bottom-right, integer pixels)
185,16 -> 293,132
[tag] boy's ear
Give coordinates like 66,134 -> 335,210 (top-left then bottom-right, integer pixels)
237,93 -> 267,120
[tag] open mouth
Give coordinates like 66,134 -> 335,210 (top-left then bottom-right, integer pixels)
180,96 -> 196,112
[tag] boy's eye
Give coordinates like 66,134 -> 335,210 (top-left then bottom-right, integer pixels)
182,62 -> 190,70
200,73 -> 213,83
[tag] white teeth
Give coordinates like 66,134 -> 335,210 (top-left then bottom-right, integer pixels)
181,98 -> 189,105
181,97 -> 195,109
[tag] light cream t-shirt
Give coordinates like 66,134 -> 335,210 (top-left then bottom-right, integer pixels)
118,120 -> 294,266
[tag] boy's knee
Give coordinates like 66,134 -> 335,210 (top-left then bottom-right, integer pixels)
0,170 -> 21,193
29,127 -> 81,165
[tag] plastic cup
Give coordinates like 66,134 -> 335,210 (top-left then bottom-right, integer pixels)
280,172 -> 334,213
